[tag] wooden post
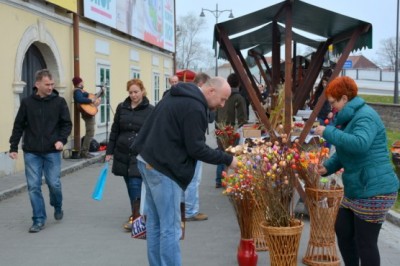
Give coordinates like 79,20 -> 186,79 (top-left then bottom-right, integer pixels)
73,6 -> 81,152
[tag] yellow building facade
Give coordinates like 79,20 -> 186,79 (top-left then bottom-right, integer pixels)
0,0 -> 174,176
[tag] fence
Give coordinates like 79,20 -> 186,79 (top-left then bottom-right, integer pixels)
342,69 -> 398,82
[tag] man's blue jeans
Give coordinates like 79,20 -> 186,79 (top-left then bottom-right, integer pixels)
24,152 -> 62,224
138,161 -> 182,266
184,161 -> 202,218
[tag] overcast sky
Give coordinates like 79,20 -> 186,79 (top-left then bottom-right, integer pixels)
175,0 -> 397,63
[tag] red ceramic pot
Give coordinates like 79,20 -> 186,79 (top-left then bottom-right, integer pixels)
237,238 -> 258,266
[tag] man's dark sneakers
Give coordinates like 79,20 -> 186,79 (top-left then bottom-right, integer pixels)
29,223 -> 44,233
54,209 -> 64,220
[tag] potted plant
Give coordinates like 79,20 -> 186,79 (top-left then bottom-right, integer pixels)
225,133 -> 304,266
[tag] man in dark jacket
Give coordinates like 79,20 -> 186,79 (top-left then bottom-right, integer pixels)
215,73 -> 247,188
133,77 -> 237,266
184,72 -> 211,222
9,69 -> 72,233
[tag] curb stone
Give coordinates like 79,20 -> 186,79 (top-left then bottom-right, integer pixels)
0,155 -> 104,202
387,210 -> 400,227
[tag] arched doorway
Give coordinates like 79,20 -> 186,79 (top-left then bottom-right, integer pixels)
13,20 -> 66,116
21,43 -> 47,101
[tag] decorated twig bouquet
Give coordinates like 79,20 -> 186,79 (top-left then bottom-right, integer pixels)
215,122 -> 241,151
222,123 -> 345,228
223,162 -> 257,239
293,138 -> 341,190
224,135 -> 299,228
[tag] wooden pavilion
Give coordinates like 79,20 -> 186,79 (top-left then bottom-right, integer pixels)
214,0 -> 372,144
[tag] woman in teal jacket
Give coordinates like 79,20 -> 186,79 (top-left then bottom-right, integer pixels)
314,76 -> 399,266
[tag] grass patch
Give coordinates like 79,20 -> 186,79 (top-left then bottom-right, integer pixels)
394,198 -> 400,212
387,129 -> 400,212
387,130 -> 400,213
387,129 -> 400,149
359,94 -> 397,104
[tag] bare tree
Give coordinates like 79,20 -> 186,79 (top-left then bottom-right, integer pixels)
377,37 -> 398,70
175,13 -> 214,70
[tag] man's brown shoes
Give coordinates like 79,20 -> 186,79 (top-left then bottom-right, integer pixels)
185,213 -> 208,222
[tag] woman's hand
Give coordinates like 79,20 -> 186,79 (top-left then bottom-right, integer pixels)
314,125 -> 325,136
105,154 -> 112,162
317,164 -> 328,175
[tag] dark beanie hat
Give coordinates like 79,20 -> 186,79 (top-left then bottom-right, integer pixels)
72,76 -> 83,87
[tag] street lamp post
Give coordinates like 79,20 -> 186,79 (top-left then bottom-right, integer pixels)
395,0 -> 399,104
200,4 -> 233,76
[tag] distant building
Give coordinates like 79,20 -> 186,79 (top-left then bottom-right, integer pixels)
346,55 -> 379,69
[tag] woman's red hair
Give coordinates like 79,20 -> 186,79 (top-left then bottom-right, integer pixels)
127,79 -> 147,97
325,76 -> 358,101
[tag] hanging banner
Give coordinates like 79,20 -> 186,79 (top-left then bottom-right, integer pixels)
46,0 -> 78,13
84,0 -> 117,28
83,0 -> 174,52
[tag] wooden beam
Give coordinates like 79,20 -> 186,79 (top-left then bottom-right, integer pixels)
292,41 -> 297,94
283,2 -> 293,134
215,24 -> 275,138
237,50 -> 263,102
259,53 -> 273,89
249,50 -> 272,94
292,42 -> 328,114
298,24 -> 370,144
73,9 -> 81,152
271,21 -> 281,95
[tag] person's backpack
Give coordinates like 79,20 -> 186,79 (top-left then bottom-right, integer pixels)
90,139 -> 100,152
81,137 -> 100,152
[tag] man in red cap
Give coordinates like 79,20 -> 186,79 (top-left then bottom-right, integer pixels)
72,76 -> 101,158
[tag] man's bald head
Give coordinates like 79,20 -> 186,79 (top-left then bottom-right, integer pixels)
169,75 -> 179,86
201,77 -> 231,111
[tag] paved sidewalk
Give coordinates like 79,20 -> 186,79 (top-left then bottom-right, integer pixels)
0,146 -> 399,265
0,153 -> 105,202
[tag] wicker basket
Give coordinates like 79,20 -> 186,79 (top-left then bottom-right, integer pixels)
252,207 -> 268,251
302,187 -> 344,266
260,219 -> 304,266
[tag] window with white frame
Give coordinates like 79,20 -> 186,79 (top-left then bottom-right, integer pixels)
153,72 -> 160,104
164,75 -> 170,90
97,64 -> 111,125
131,68 -> 140,79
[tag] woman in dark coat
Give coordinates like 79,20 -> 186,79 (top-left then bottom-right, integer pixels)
105,79 -> 154,231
